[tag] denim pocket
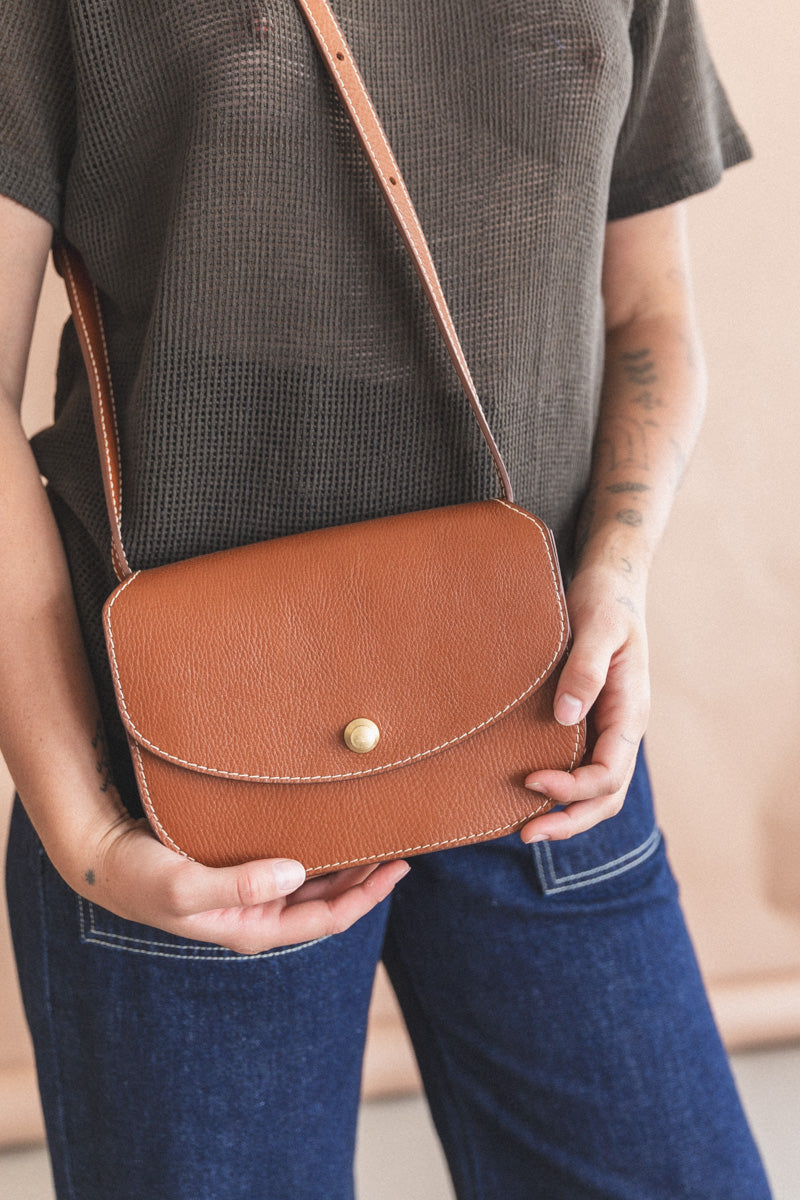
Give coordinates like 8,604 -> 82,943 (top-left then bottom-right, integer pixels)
529,746 -> 663,895
77,898 -> 329,961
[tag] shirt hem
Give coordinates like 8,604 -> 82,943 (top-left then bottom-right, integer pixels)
607,129 -> 753,222
0,144 -> 61,229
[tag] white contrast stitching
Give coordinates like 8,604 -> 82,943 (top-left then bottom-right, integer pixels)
133,752 -> 551,872
543,825 -> 661,885
75,935 -> 326,961
105,503 -> 568,782
78,898 -> 330,960
61,255 -> 129,576
93,282 -> 126,542
303,801 -> 550,873
536,827 -> 662,895
131,740 -> 194,860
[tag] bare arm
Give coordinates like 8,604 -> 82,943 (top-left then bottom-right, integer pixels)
0,194 -> 408,949
522,201 -> 705,839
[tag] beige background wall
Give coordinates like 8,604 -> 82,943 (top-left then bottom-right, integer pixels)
646,0 -> 800,1041
1,0 -> 798,1147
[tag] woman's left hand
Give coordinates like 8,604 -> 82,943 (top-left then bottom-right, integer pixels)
519,203 -> 707,842
520,561 -> 650,843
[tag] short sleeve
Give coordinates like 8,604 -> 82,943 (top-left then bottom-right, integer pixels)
0,0 -> 75,229
608,0 -> 752,221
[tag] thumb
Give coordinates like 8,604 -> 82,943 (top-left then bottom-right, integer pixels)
553,631 -> 613,726
190,858 -> 308,913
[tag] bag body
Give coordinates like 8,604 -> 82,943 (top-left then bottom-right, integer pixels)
103,500 -> 583,872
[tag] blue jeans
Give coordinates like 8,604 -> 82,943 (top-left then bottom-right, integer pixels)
6,751 -> 771,1199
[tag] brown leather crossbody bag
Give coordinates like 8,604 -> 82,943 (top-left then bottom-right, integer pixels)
54,0 -> 585,874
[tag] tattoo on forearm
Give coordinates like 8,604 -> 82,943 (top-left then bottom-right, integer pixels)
606,481 -> 650,494
577,334 -> 697,555
91,720 -> 113,794
84,869 -> 96,886
621,348 -> 664,413
594,415 -> 655,474
616,594 -> 640,616
616,509 -> 643,527
631,390 -> 663,412
621,348 -> 657,386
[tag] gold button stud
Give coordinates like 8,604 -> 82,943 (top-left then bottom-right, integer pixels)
343,718 -> 380,754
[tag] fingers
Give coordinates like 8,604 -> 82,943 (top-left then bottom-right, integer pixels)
522,653 -> 647,842
521,721 -> 641,843
284,862 -> 385,903
552,622 -> 616,728
183,858 -> 406,916
276,860 -> 411,945
163,856 -> 309,919
202,859 -> 410,956
89,818 -> 411,955
525,725 -> 639,807
520,748 -> 637,845
522,790 -> 627,843
527,596 -> 648,799
174,857 -> 410,956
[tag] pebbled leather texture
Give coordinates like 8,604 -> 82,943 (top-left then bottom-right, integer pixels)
104,500 -> 585,872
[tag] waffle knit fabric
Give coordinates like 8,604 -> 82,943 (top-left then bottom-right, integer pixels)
1,0 -> 750,815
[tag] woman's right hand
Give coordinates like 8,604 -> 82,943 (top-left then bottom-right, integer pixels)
61,799 -> 409,954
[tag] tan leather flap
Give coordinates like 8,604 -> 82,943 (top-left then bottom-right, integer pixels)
103,500 -> 569,783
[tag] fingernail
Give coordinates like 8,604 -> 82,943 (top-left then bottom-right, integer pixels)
526,834 -> 551,843
396,863 -> 411,880
274,860 -> 306,894
555,693 -> 583,725
525,779 -> 550,796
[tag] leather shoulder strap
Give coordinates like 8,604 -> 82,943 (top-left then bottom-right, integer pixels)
55,0 -> 514,581
292,0 -> 513,502
53,242 -> 131,580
